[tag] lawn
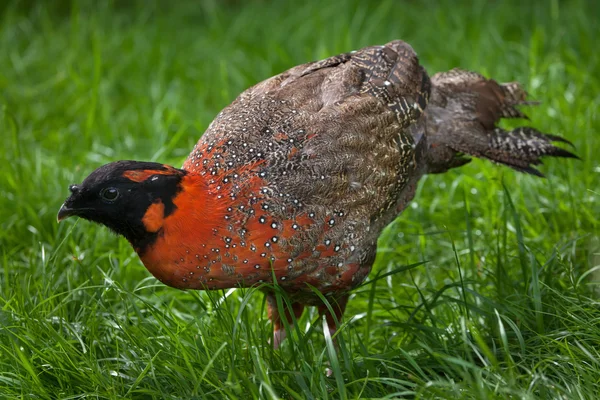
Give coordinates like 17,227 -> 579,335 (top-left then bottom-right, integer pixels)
1,0 -> 599,398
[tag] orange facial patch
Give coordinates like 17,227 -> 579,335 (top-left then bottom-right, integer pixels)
123,168 -> 176,183
142,200 -> 165,232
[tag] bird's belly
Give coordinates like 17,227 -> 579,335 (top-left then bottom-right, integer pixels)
138,234 -> 373,301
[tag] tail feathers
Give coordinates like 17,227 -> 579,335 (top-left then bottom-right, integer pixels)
496,82 -> 530,120
425,68 -> 577,176
433,68 -> 535,128
486,127 -> 578,177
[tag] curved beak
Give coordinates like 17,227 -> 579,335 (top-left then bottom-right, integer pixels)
57,203 -> 76,222
58,184 -> 83,222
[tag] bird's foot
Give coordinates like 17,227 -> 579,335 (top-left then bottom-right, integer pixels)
271,328 -> 287,350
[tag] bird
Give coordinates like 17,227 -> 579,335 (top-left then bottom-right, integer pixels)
58,40 -> 576,348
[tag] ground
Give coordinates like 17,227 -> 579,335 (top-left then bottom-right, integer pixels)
0,0 -> 599,398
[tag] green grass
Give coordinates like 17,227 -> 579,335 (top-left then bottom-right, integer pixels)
1,0 -> 599,398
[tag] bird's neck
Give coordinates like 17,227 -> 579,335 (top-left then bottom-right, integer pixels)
132,172 -> 234,288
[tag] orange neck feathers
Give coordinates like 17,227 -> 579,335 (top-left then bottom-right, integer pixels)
137,173 -> 232,288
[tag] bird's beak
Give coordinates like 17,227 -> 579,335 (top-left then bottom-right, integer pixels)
57,203 -> 76,222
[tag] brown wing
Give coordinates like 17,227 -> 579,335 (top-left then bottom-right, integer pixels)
186,40 -> 429,205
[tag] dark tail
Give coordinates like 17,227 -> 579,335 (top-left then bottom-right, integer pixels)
423,68 -> 577,177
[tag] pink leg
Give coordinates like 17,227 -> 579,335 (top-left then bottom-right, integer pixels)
319,295 -> 348,377
266,294 -> 305,349
317,295 -> 348,340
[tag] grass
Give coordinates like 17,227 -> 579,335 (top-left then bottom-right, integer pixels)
0,0 -> 599,398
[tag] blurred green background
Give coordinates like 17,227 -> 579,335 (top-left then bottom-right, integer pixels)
1,0 -> 598,398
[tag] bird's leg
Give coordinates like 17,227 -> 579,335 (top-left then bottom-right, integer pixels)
317,295 -> 348,341
266,294 -> 305,349
318,295 -> 349,377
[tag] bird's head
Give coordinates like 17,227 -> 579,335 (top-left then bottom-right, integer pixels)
58,161 -> 187,251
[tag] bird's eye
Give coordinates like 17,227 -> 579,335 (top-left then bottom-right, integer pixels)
100,187 -> 120,202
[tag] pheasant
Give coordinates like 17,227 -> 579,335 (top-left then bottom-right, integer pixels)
58,40 -> 576,347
